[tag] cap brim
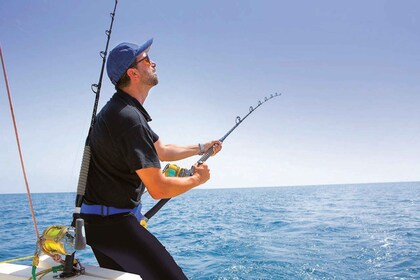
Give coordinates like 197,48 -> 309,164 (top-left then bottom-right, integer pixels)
135,38 -> 153,58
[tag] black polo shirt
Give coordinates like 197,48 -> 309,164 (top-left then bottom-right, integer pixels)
84,90 -> 160,208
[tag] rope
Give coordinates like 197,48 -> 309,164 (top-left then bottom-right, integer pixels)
28,265 -> 63,280
0,45 -> 39,240
0,255 -> 34,264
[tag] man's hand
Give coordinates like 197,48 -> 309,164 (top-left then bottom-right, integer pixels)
203,140 -> 223,156
193,163 -> 210,185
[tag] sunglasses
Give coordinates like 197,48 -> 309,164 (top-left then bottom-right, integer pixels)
131,55 -> 151,67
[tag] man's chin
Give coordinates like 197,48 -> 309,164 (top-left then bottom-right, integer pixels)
152,77 -> 159,86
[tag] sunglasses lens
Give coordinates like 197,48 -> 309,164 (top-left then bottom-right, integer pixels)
132,56 -> 151,68
144,56 -> 151,65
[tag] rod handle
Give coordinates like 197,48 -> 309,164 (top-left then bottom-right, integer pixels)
198,146 -> 215,164
74,218 -> 86,250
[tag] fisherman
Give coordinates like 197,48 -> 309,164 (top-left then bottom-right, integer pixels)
80,38 -> 222,279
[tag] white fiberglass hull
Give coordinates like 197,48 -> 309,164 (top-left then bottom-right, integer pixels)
0,255 -> 141,280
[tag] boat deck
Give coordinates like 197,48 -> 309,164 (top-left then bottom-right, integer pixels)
0,255 -> 141,279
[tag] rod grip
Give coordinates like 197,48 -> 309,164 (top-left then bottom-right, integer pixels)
198,146 -> 214,164
74,218 -> 86,251
76,146 -> 91,196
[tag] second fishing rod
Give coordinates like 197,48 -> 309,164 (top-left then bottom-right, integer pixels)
142,92 -> 281,223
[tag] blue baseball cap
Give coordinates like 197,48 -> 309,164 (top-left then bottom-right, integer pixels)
106,38 -> 153,85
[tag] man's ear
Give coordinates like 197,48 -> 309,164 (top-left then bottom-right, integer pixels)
127,68 -> 138,79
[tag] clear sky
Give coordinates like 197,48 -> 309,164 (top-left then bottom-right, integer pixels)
1,0 -> 419,194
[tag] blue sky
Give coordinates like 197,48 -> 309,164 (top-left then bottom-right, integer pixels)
1,0 -> 419,194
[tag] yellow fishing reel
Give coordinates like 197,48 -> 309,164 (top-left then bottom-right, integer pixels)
39,226 -> 74,262
33,219 -> 86,278
163,163 -> 193,177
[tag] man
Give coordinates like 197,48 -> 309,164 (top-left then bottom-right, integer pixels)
80,38 -> 222,279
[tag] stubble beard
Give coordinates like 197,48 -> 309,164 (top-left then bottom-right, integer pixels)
150,74 -> 158,86
143,71 -> 158,87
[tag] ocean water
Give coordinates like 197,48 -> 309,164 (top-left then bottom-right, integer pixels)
0,182 -> 419,280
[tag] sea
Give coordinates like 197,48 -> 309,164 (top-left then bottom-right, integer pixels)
0,182 -> 419,280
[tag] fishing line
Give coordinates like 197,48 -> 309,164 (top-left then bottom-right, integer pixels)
72,0 -> 119,225
0,45 -> 40,240
143,92 -> 282,222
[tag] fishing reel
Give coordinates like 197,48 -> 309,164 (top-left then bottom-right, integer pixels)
34,219 -> 86,278
163,163 -> 194,177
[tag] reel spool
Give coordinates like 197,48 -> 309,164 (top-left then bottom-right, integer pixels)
40,226 -> 74,262
163,163 -> 193,177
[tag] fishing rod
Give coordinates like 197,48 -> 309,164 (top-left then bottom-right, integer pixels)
72,0 -> 118,225
143,92 -> 281,222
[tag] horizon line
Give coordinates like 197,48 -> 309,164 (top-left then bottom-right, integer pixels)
1,180 -> 419,195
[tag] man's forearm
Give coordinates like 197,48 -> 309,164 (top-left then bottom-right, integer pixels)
136,165 -> 209,199
159,144 -> 200,162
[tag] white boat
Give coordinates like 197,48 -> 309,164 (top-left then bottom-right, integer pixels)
0,255 -> 141,280
0,218 -> 144,280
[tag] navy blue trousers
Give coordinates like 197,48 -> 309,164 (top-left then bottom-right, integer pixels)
81,213 -> 188,280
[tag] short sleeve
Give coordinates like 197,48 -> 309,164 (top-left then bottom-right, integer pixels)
118,124 -> 161,172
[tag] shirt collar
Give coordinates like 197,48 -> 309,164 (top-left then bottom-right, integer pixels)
115,89 -> 152,122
